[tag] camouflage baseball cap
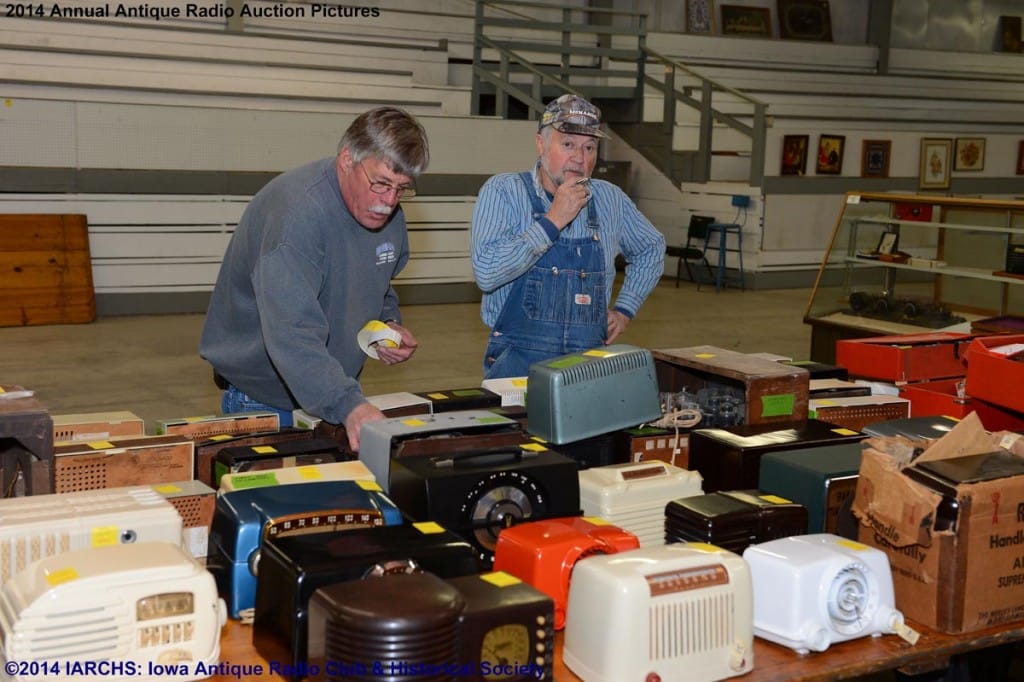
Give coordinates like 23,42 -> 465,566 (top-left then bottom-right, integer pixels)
538,94 -> 609,139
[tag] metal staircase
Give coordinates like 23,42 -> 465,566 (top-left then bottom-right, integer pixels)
470,0 -> 768,187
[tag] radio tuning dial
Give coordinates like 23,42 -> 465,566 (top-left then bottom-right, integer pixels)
480,623 -> 530,680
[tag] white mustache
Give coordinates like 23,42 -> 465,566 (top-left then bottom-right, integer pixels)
369,205 -> 394,215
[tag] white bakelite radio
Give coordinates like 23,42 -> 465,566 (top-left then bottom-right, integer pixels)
0,542 -> 226,682
743,533 -> 917,653
563,543 -> 753,682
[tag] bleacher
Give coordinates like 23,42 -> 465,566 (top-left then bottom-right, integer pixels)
2,1 -> 1023,306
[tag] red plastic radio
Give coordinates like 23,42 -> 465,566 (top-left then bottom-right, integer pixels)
492,516 -> 639,629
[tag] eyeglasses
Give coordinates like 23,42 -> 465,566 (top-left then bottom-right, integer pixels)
359,162 -> 416,198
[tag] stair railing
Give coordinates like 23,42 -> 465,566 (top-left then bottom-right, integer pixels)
643,47 -> 769,186
472,0 -> 646,118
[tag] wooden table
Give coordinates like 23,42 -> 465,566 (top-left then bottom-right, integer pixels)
211,617 -> 1024,681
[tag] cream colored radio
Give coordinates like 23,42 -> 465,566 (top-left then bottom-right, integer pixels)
563,543 -> 753,682
0,485 -> 183,584
0,542 -> 226,681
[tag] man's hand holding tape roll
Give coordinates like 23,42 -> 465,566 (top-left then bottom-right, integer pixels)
373,320 -> 418,365
343,320 -> 420,452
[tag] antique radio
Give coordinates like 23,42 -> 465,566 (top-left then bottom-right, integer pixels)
548,431 -> 620,469
206,479 -> 404,620
527,344 -> 662,444
781,360 -> 849,380
413,387 -> 503,413
194,427 -> 315,488
665,489 -> 808,554
387,444 -> 581,565
808,378 -> 872,399
306,572 -> 464,682
809,395 -> 911,432
358,409 -> 524,492
578,461 -> 703,547
52,410 -> 144,442
0,485 -> 183,583
52,435 -> 194,493
307,571 -> 554,682
492,516 -> 639,629
616,425 -> 688,467
0,542 -> 226,682
759,443 -> 863,534
653,346 -> 810,427
861,415 -> 960,441
481,376 -> 528,407
446,572 -> 555,681
743,534 -> 911,653
563,543 -> 753,682
252,522 -> 481,678
153,480 -> 216,561
217,460 -> 375,494
154,411 -> 280,440
210,436 -> 347,489
0,385 -> 52,497
688,419 -> 865,493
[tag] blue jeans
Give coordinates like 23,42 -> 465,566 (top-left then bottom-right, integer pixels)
220,384 -> 294,427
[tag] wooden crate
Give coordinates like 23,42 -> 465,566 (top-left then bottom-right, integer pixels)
652,346 -> 810,428
0,214 -> 95,327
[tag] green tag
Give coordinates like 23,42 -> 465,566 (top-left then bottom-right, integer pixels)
212,462 -> 228,488
627,426 -> 669,435
548,355 -> 588,369
478,416 -> 510,424
452,389 -> 485,397
229,472 -> 279,489
761,393 -> 795,417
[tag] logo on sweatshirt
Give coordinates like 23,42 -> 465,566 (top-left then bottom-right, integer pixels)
376,242 -> 397,265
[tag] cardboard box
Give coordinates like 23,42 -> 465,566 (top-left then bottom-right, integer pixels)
52,410 -> 144,442
154,411 -> 280,440
809,395 -> 911,432
965,334 -> 1024,414
835,332 -> 973,383
852,413 -> 1024,633
52,435 -> 194,493
899,379 -> 1024,432
653,346 -> 810,427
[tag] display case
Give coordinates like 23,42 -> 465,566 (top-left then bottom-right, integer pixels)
804,192 -> 1024,362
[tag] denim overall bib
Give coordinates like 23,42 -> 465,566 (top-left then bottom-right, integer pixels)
483,172 -> 607,379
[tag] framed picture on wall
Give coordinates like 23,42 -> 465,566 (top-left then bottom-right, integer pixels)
686,0 -> 716,33
815,134 -> 845,174
721,4 -> 772,37
919,138 -> 952,189
860,139 -> 891,178
777,0 -> 833,42
954,137 -> 985,171
780,134 -> 809,175
1018,141 -> 1024,175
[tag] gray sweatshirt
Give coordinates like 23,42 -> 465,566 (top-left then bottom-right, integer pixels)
200,157 -> 407,424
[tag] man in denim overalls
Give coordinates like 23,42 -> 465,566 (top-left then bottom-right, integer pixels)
471,94 -> 666,379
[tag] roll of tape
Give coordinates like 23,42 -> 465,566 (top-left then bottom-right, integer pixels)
357,320 -> 402,359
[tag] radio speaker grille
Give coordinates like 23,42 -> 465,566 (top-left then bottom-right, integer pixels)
649,592 -> 735,661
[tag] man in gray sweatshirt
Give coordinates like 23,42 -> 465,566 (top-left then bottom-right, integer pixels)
200,107 -> 429,451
